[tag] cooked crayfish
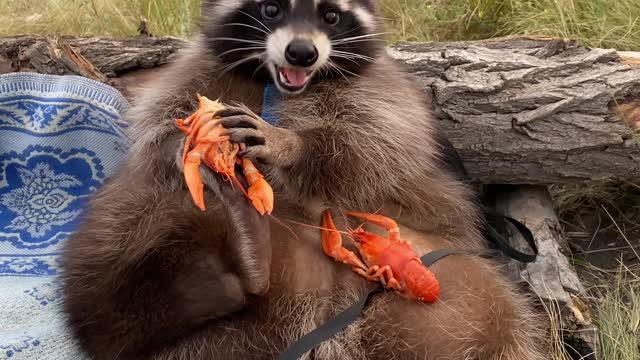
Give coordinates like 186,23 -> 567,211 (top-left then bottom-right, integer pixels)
321,210 -> 440,303
176,95 -> 274,215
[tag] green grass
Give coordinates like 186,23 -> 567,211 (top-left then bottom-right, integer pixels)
551,181 -> 640,357
0,0 -> 201,38
2,0 -> 639,50
380,0 -> 510,42
539,262 -> 640,360
381,0 -> 640,50
594,265 -> 640,360
552,180 -> 640,225
504,0 -> 640,51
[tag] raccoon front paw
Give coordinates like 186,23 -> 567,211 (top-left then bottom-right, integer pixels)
217,105 -> 301,166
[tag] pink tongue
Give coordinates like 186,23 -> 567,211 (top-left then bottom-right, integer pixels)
283,68 -> 307,87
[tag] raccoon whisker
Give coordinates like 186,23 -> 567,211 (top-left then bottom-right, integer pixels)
338,67 -> 364,80
209,37 -> 267,46
251,61 -> 268,78
221,52 -> 264,69
329,61 -> 364,80
333,32 -> 389,41
220,22 -> 271,35
331,32 -> 390,44
217,46 -> 267,58
218,52 -> 266,75
326,60 -> 350,84
331,50 -> 375,62
320,66 -> 328,78
254,6 -> 274,35
330,26 -> 364,40
337,55 -> 375,63
332,39 -> 387,46
329,55 -> 360,66
214,3 -> 273,34
330,52 -> 375,65
218,57 -> 259,76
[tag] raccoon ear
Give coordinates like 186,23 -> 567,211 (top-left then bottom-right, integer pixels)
202,0 -> 246,9
352,0 -> 378,14
357,0 -> 377,11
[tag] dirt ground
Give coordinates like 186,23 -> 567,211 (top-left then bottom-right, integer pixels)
562,212 -> 640,281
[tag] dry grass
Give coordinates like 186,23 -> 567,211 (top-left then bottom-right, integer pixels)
504,0 -> 640,51
0,0 -> 201,38
536,261 -> 640,359
552,180 -> 640,227
2,0 -> 639,51
594,264 -> 640,360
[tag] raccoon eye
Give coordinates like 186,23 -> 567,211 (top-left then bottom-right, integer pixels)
323,10 -> 339,25
261,2 -> 281,20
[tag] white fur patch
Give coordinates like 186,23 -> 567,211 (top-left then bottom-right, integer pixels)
266,28 -> 331,71
266,28 -> 293,66
352,5 -> 376,31
312,31 -> 332,70
213,0 -> 251,19
314,0 -> 351,11
338,0 -> 352,11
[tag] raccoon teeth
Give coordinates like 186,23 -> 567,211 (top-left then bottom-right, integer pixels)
277,66 -> 312,89
278,71 -> 290,85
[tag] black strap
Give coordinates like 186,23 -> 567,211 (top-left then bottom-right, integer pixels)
278,136 -> 539,359
277,235 -> 538,360
276,285 -> 383,360
484,214 -> 538,263
434,134 -> 538,263
277,249 -> 469,360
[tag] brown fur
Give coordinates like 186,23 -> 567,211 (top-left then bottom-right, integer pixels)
61,35 -> 547,359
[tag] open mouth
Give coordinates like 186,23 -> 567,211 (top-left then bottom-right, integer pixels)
275,65 -> 313,92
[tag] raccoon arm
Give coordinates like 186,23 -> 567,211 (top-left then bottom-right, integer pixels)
269,124 -> 400,206
271,124 -> 483,244
62,166 -> 270,358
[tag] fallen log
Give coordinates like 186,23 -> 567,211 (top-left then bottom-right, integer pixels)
1,35 -> 638,184
488,185 -> 599,359
0,34 -> 608,358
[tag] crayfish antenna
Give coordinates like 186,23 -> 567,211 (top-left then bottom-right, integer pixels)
283,217 -> 350,236
268,214 -> 301,242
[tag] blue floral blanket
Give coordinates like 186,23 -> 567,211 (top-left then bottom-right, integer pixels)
0,72 -> 130,359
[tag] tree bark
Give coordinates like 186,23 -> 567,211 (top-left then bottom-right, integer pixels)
391,37 -> 640,185
490,185 -> 599,359
1,35 -> 638,184
0,35 -> 183,98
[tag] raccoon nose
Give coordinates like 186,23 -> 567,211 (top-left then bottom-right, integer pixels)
285,39 -> 318,67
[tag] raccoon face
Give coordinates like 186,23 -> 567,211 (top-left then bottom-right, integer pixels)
203,0 -> 382,95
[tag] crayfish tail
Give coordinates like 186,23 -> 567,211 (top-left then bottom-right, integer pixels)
404,259 -> 440,303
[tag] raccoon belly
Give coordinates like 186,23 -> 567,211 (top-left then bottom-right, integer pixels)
154,289 -> 370,360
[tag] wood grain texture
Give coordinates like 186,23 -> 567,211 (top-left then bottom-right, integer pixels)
390,37 -> 640,184
1,35 -> 638,184
491,185 -> 599,359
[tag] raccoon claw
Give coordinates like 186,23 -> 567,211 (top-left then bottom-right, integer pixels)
218,103 -> 302,167
216,105 -> 262,127
240,146 -> 271,164
226,128 -> 266,146
220,114 -> 259,129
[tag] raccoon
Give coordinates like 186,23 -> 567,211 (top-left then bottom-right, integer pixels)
61,0 -> 547,359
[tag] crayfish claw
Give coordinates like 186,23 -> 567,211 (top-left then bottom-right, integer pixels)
176,96 -> 274,214
183,152 -> 206,211
247,178 -> 274,215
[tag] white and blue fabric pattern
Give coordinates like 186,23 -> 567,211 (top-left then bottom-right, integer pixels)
0,72 -> 130,359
